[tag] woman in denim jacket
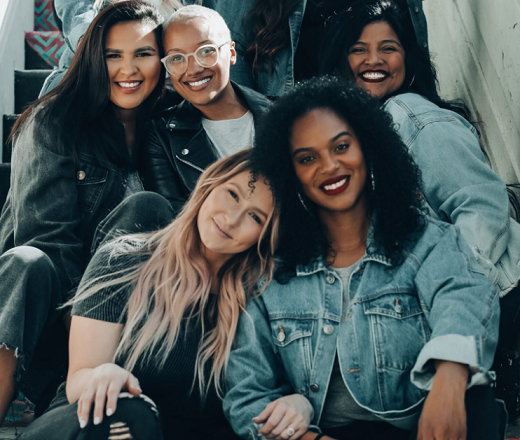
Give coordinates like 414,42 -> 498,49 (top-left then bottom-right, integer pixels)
321,0 -> 520,416
224,79 -> 504,440
215,0 -> 426,98
0,1 -> 171,423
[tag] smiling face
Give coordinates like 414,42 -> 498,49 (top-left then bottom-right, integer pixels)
291,109 -> 368,217
105,20 -> 162,118
163,17 -> 236,112
197,170 -> 273,265
348,21 -> 405,99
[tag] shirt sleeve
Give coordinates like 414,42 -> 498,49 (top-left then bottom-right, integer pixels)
72,239 -> 148,323
412,223 -> 500,390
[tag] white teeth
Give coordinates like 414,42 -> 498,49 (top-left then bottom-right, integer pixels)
362,72 -> 386,80
187,77 -> 211,86
323,178 -> 347,191
118,81 -> 141,88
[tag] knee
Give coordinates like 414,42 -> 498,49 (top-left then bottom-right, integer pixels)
2,246 -> 53,272
117,192 -> 174,229
108,394 -> 161,439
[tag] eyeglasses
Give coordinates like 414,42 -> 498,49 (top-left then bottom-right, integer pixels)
161,42 -> 231,75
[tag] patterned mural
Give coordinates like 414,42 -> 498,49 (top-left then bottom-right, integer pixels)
28,0 -> 65,67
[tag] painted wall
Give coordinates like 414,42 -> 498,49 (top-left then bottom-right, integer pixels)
0,0 -> 33,161
424,0 -> 520,195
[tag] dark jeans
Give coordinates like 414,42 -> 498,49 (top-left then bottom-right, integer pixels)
19,392 -> 163,440
322,386 -> 505,440
0,192 -> 174,392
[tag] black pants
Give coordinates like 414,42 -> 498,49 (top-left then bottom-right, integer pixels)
322,386 -> 505,440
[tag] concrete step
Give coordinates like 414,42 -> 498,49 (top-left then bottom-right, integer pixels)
14,70 -> 51,114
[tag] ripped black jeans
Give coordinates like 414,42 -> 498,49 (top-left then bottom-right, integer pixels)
18,389 -> 163,440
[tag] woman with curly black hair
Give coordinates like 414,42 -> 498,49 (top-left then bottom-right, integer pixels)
224,78 -> 504,440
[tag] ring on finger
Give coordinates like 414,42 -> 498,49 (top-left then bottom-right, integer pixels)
286,427 -> 295,437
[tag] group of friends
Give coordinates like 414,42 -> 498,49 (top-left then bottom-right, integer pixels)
0,0 -> 518,439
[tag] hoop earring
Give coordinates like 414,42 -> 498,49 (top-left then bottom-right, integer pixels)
408,74 -> 416,88
298,192 -> 311,213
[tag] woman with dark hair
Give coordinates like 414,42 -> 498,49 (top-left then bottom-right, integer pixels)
321,0 -> 520,416
0,0 -> 167,424
17,150 -> 281,440
224,78 -> 504,440
215,0 -> 427,97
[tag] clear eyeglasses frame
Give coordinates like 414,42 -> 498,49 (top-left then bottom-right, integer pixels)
161,41 -> 231,75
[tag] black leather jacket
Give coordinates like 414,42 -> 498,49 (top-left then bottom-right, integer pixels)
144,82 -> 271,214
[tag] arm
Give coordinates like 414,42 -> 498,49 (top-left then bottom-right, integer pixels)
144,122 -> 189,215
224,298 -> 300,439
408,120 -> 510,269
54,0 -> 97,53
11,114 -> 84,293
412,224 -> 500,390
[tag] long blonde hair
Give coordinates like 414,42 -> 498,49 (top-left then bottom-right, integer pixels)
74,150 -> 279,397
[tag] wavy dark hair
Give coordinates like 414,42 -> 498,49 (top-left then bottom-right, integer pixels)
320,0 -> 469,119
242,0 -> 300,74
11,0 -> 165,167
252,76 -> 425,280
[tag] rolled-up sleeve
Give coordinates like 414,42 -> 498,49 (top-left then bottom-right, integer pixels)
54,0 -> 96,52
412,224 -> 500,390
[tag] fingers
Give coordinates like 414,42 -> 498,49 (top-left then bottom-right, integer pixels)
92,380 -> 109,426
256,400 -> 309,439
254,401 -> 275,423
126,373 -> 142,396
77,385 -> 95,428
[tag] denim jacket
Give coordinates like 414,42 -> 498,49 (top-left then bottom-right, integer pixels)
217,0 -> 427,97
384,93 -> 520,296
224,219 -> 499,438
0,110 -> 133,299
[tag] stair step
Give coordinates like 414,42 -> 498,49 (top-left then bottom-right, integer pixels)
2,115 -> 18,163
25,40 -> 53,70
14,70 -> 51,114
0,163 -> 11,210
34,0 -> 61,32
25,31 -> 65,69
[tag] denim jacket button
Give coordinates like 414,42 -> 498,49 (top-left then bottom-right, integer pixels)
326,274 -> 335,284
310,384 -> 319,392
277,331 -> 286,342
77,171 -> 86,180
181,149 -> 189,155
323,325 -> 334,335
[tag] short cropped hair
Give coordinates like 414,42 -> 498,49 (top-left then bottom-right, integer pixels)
162,5 -> 231,41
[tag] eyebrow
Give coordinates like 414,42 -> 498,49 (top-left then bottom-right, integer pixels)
166,40 -> 213,54
353,39 -> 402,46
292,131 -> 352,156
230,182 -> 268,219
105,46 -> 157,53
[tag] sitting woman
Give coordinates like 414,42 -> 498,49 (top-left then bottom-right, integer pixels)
0,0 -> 167,423
321,0 -> 520,416
224,79 -> 504,440
18,150 -> 280,440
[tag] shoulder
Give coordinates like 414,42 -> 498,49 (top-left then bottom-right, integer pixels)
232,82 -> 272,114
384,93 -> 478,146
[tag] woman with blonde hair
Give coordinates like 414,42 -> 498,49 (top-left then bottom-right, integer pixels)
18,150 -> 280,440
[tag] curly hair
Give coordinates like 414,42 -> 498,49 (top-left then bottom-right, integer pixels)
320,0 -> 469,119
252,76 -> 425,280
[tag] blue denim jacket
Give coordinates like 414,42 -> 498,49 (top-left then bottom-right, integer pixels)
224,219 -> 499,438
217,0 -> 427,97
384,93 -> 520,296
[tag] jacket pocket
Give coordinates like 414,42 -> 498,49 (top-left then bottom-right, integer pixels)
269,318 -> 313,390
363,292 -> 430,371
75,162 -> 108,213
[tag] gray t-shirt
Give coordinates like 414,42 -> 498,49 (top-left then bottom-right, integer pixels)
202,111 -> 255,158
320,262 -> 380,428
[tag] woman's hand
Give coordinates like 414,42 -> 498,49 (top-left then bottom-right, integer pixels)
417,361 -> 469,440
77,363 -> 141,428
254,394 -> 314,439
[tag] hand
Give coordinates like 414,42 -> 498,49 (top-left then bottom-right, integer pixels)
254,394 -> 314,439
417,361 -> 468,440
77,363 -> 141,428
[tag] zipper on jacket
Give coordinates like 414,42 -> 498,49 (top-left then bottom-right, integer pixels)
175,155 -> 205,173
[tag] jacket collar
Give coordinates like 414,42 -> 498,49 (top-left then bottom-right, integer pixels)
164,81 -> 271,131
295,222 -> 393,276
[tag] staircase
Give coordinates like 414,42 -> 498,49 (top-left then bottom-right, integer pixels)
0,1 -> 67,437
